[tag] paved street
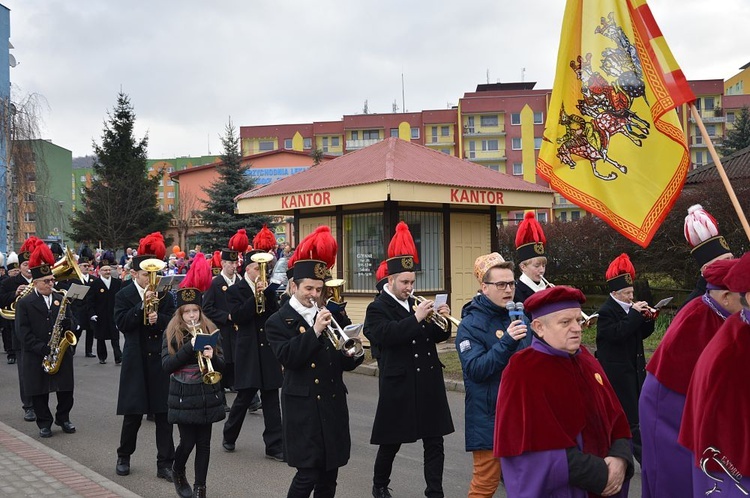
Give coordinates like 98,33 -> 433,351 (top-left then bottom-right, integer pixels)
0,342 -> 642,497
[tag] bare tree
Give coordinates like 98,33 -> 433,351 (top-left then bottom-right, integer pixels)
172,189 -> 200,250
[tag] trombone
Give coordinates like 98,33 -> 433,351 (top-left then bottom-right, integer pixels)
189,321 -> 222,385
310,299 -> 364,358
251,252 -> 274,314
411,294 -> 461,331
540,277 -> 597,328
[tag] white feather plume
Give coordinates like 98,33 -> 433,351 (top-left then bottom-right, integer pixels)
684,204 -> 719,247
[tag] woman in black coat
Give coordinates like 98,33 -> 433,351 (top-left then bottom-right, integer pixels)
162,288 -> 226,498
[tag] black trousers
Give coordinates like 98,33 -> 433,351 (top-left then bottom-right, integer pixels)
31,390 -> 74,430
221,362 -> 235,392
1,320 -> 13,354
175,423 -> 212,486
287,467 -> 338,498
15,348 -> 33,410
373,436 -> 445,498
117,413 -> 175,470
223,388 -> 282,452
96,335 -> 122,362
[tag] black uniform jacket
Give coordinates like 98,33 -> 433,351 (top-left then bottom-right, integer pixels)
226,278 -> 282,390
202,274 -> 238,363
595,295 -> 655,424
266,301 -> 363,470
16,290 -> 75,396
114,282 -> 175,415
0,273 -> 33,347
89,277 -> 122,340
363,292 -> 455,445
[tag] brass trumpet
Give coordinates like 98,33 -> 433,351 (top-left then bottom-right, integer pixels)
251,252 -> 274,314
411,294 -> 461,331
141,258 -> 166,325
189,321 -> 222,385
310,299 -> 364,358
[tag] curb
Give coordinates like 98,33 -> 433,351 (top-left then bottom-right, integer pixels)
0,420 -> 141,498
353,363 -> 466,393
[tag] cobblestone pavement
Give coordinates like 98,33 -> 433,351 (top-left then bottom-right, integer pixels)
0,421 -> 140,498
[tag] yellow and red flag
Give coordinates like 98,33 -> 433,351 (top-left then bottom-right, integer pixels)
537,0 -> 695,247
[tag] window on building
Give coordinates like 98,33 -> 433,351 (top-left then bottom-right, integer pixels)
482,139 -> 499,151
351,131 -> 359,140
440,148 -> 451,155
331,136 -> 340,147
363,130 -> 379,140
487,164 -> 500,171
695,151 -> 703,166
284,138 -> 293,149
401,210 -> 445,291
158,192 -> 164,199
727,112 -> 736,123
24,212 -> 36,222
159,205 -> 164,211
167,192 -> 175,199
259,140 -> 274,151
560,211 -> 568,222
514,212 -> 524,224
411,127 -> 420,139
343,212 -> 385,292
704,97 -> 715,111
511,138 -> 522,150
24,192 -> 35,202
510,113 -> 521,125
705,124 -> 716,137
534,111 -> 544,124
167,180 -> 174,187
513,163 -> 523,175
571,211 -> 581,221
303,138 -> 312,149
537,212 -> 548,223
80,175 -> 86,182
390,128 -> 399,138
26,173 -> 36,182
466,116 -> 475,133
534,137 -> 542,149
323,137 -> 329,148
159,179 -> 164,186
480,115 -> 498,127
441,125 -> 450,136
168,204 -> 174,211
431,127 -> 438,141
24,232 -> 36,239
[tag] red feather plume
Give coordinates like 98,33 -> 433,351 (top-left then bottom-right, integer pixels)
515,211 -> 546,248
253,224 -> 277,252
20,236 -> 41,253
180,252 -> 212,292
228,229 -> 250,253
606,253 -> 636,281
295,226 -> 337,268
29,243 -> 55,267
138,232 -> 166,260
375,260 -> 388,281
387,221 -> 419,263
211,251 -> 222,268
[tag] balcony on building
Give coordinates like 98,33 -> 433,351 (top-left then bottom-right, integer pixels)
689,108 -> 726,124
346,138 -> 383,150
465,150 -> 507,162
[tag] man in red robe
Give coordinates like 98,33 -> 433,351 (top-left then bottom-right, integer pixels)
679,251 -> 750,497
494,286 -> 634,497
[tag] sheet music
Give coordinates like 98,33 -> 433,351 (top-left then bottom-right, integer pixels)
156,275 -> 185,293
64,283 -> 90,301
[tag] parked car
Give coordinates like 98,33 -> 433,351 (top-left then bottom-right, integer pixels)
271,256 -> 289,296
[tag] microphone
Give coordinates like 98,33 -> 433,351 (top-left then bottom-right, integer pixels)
507,301 -> 527,325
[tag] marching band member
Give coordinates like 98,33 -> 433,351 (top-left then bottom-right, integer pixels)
16,242 -> 77,438
222,247 -> 283,460
364,222 -> 454,498
162,256 -> 226,498
595,253 -> 655,465
1,241 -> 38,422
495,286 -> 634,497
640,259 -> 741,497
114,232 -> 176,482
266,226 -> 362,498
513,211 -> 550,304
679,251 -> 750,496
89,250 -> 123,364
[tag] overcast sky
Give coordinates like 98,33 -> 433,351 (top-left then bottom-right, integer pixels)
5,0 -> 749,159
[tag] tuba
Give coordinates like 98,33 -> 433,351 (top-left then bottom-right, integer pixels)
189,321 -> 222,385
141,258 -> 166,325
42,292 -> 77,374
0,248 -> 84,320
411,294 -> 461,331
251,252 -> 274,314
310,299 -> 364,358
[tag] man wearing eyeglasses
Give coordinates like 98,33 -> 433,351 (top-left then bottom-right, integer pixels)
455,253 -> 530,497
16,251 -> 77,438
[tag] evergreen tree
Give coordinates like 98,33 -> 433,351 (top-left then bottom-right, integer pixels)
194,120 -> 270,251
69,92 -> 170,250
721,106 -> 750,157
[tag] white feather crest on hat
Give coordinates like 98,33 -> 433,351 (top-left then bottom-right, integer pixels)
684,204 -> 720,247
7,251 -> 18,265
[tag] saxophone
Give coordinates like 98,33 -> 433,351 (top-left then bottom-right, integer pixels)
42,293 -> 77,375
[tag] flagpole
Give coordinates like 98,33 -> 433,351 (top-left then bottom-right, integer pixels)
689,103 -> 750,242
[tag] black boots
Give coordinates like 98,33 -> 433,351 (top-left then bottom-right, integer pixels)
172,466 -> 192,498
193,484 -> 206,498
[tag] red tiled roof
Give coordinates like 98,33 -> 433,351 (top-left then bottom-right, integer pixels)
236,137 -> 550,199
